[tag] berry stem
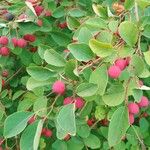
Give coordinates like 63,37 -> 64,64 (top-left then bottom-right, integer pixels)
43,95 -> 59,121
131,125 -> 146,150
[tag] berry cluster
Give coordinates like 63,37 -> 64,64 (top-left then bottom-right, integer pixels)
128,96 -> 149,124
108,57 -> 130,79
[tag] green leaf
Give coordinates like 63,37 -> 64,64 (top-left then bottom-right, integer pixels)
83,134 -> 101,149
56,104 -> 76,139
12,90 -> 25,101
52,140 -> 67,150
52,6 -> 65,18
4,112 -> 33,138
137,0 -> 150,9
50,31 -> 71,47
26,77 -> 52,91
102,83 -> 125,106
131,55 -> 145,76
68,43 -> 94,62
118,21 -> 139,46
142,25 -> 150,38
17,99 -> 34,111
67,137 -> 84,150
33,97 -> 47,117
68,8 -> 86,17
20,120 -> 43,150
89,65 -> 108,95
77,27 -> 93,44
108,106 -> 130,147
66,16 -> 80,30
124,0 -> 134,10
65,60 -> 79,80
27,66 -> 56,81
108,21 -> 118,33
89,39 -> 115,57
95,106 -> 107,120
76,83 -> 98,97
132,89 -> 143,102
77,124 -> 90,138
44,49 -> 66,67
144,51 -> 150,66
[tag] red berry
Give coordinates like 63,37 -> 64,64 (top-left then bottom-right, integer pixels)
23,34 -> 36,42
34,5 -> 44,16
29,47 -> 37,52
125,57 -> 131,66
0,36 -> 8,45
52,80 -> 65,95
138,96 -> 149,108
58,22 -> 67,29
87,119 -> 94,126
64,134 -> 71,141
128,103 -> 139,115
2,70 -> 8,77
129,113 -> 134,124
100,119 -> 109,126
75,97 -> 85,109
37,19 -> 43,26
115,58 -> 127,70
17,39 -> 27,48
42,128 -> 52,137
28,116 -> 36,124
108,65 -> 121,79
44,10 -> 52,16
12,38 -> 18,47
63,97 -> 73,105
64,49 -> 70,53
0,47 -> 10,56
2,79 -> 5,87
18,14 -> 27,20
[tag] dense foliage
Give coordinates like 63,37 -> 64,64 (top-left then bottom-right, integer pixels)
0,0 -> 150,149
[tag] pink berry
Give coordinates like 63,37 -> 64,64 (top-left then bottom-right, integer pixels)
138,96 -> 149,108
23,34 -> 36,42
52,80 -> 65,95
17,39 -> 27,48
0,47 -> 10,56
58,22 -> 67,29
2,70 -> 8,77
28,116 -> 36,124
75,97 -> 85,109
64,134 -> 71,141
45,10 -> 52,16
129,113 -> 134,124
18,14 -> 27,20
0,147 -> 3,150
115,58 -> 127,70
108,65 -> 121,79
42,128 -> 52,137
0,36 -> 8,45
11,37 -> 18,47
34,5 -> 44,16
37,19 -> 43,26
128,103 -> 139,114
63,97 -> 73,105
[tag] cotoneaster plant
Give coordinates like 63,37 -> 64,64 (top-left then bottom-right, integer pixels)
0,0 -> 150,150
